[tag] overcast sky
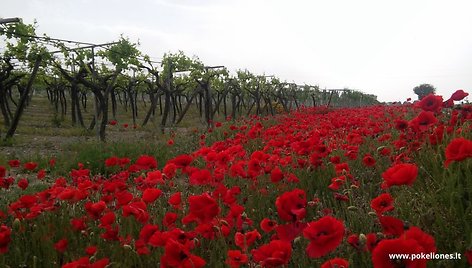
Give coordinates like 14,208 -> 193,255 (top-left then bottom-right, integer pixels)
2,0 -> 472,102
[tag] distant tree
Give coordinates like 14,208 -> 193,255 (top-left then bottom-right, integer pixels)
413,84 -> 436,100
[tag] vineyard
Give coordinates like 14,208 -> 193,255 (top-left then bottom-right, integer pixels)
0,21 -> 378,143
1,20 -> 472,268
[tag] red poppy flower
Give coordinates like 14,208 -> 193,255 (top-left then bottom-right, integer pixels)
23,162 -> 38,171
235,230 -> 261,251
362,154 -> 376,167
163,163 -> 177,179
144,170 -> 164,186
270,167 -> 284,183
161,239 -> 206,268
0,225 -> 11,253
366,233 -> 378,252
260,218 -> 277,233
329,175 -> 347,191
379,216 -> 404,236
402,226 -> 436,253
101,225 -> 119,241
54,239 -> 68,253
329,156 -> 341,164
105,156 -> 119,167
85,245 -> 97,256
321,258 -> 349,268
163,212 -> 178,228
63,257 -> 109,268
135,155 -> 158,170
370,193 -> 394,215
379,147 -> 391,156
189,169 -> 212,185
71,218 -> 87,231
372,238 -> 427,268
409,111 -> 438,132
168,192 -> 182,209
275,221 -> 307,242
226,250 -> 248,268
0,177 -> 13,189
251,240 -> 292,267
429,125 -> 445,145
450,89 -> 468,101
0,166 -> 6,178
139,224 -> 160,243
416,94 -> 443,112
347,234 -> 361,250
17,178 -> 29,190
122,201 -> 149,223
169,154 -> 193,168
90,258 -> 110,268
18,195 -> 38,208
394,119 -> 409,131
465,249 -> 472,266
334,163 -> 349,175
62,257 -> 89,268
99,212 -> 116,227
142,188 -> 162,204
444,137 -> 472,167
334,193 -> 350,201
183,193 -> 220,224
37,169 -> 46,180
115,190 -> 133,206
8,160 -> 20,168
85,201 -> 107,219
303,216 -> 345,258
443,98 -> 454,108
49,158 -> 56,168
275,188 -> 307,222
381,163 -> 418,188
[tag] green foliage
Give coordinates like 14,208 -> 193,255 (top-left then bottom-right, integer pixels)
99,36 -> 141,71
1,21 -> 51,65
161,51 -> 202,82
413,83 -> 436,100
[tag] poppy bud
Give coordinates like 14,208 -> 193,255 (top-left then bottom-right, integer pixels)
376,232 -> 385,240
13,218 -> 21,231
359,233 -> 367,244
403,221 -> 410,230
376,146 -> 386,152
347,206 -> 358,211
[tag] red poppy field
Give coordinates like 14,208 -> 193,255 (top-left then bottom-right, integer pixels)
1,91 -> 472,267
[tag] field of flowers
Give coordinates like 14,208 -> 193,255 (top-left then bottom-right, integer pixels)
1,90 -> 472,267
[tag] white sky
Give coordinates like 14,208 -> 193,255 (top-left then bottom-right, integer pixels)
2,0 -> 472,102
